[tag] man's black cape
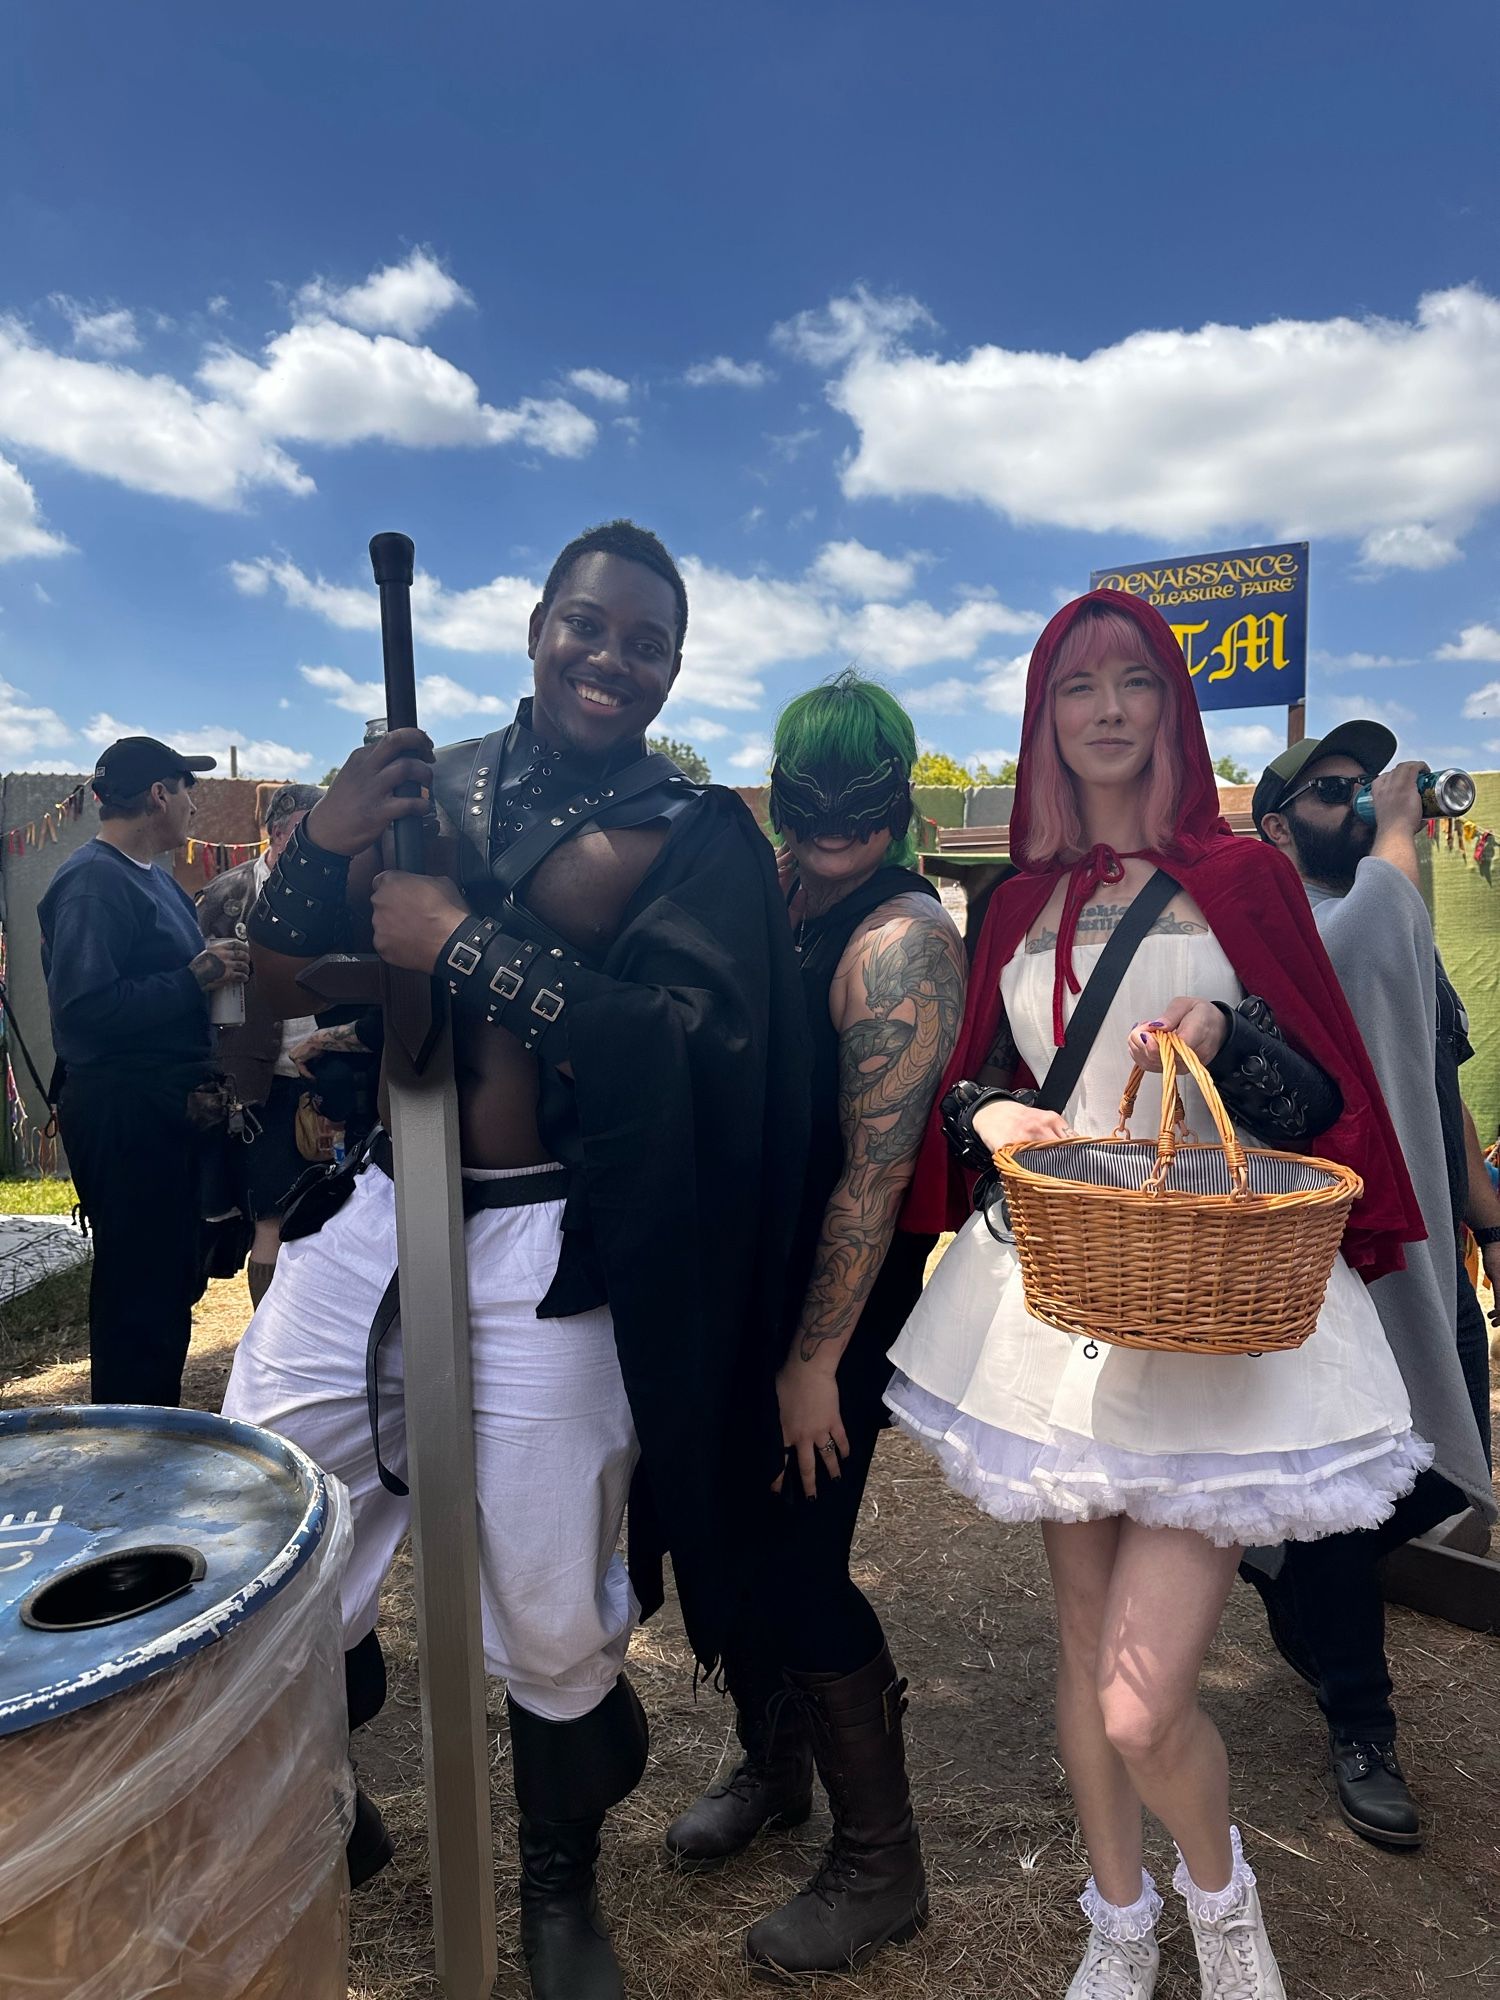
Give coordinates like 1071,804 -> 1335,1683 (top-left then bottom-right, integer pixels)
531,785 -> 809,1669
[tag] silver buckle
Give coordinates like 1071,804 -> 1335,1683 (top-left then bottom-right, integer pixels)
489,963 -> 524,1001
531,987 -> 564,1024
446,939 -> 483,976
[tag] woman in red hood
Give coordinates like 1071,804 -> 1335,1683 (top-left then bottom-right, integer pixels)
886,593 -> 1427,2000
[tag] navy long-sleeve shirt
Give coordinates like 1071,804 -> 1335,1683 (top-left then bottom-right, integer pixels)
39,839 -> 211,1070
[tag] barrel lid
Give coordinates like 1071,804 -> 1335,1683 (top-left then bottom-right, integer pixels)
0,1406 -> 329,1738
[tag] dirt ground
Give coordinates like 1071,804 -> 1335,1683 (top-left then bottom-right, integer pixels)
7,1275 -> 1499,2000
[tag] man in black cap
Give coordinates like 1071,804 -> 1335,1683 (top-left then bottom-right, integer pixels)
39,736 -> 250,1404
1245,722 -> 1496,1847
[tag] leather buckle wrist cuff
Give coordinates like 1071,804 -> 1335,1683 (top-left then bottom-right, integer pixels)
440,916 -> 578,1056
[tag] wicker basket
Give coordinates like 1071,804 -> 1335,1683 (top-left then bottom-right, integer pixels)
993,1029 -> 1362,1355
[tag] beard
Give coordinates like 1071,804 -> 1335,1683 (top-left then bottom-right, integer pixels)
1287,808 -> 1372,893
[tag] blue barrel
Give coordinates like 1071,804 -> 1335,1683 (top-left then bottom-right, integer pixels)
0,1406 -> 353,1999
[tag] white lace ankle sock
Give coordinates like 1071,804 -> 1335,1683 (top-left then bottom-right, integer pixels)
1079,1869 -> 1163,1942
1172,1825 -> 1255,1922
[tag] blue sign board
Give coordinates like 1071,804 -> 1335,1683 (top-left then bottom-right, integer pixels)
1089,542 -> 1308,713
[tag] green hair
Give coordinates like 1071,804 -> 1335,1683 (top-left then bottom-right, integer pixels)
771,667 -> 921,867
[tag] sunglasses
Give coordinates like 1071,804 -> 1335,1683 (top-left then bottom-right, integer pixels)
1277,773 -> 1374,811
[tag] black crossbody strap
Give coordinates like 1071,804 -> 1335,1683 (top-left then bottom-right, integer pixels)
486,752 -> 685,898
1036,868 -> 1180,1114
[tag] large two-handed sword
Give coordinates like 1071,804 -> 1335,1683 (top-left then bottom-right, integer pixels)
304,533 -> 496,1999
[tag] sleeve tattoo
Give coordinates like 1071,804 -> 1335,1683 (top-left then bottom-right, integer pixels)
794,913 -> 966,1362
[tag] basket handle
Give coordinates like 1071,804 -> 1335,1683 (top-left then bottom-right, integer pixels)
1127,1029 -> 1249,1197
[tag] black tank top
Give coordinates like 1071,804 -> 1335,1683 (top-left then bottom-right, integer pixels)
785,865 -> 941,1324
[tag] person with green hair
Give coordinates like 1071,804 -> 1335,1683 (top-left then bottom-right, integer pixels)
665,669 -> 966,1979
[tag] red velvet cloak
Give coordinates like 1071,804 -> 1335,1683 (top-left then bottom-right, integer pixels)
901,590 -> 1423,1281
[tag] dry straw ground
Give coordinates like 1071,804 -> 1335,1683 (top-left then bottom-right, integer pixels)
5,1272 -> 1498,2000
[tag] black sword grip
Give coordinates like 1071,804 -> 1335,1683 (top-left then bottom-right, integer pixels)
369,532 -> 415,588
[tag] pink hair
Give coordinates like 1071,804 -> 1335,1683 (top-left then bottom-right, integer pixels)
1020,606 -> 1184,868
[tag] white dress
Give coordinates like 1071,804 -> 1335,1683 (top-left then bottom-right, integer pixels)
884,930 -> 1431,1545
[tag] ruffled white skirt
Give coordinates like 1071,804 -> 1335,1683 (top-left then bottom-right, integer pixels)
884,1210 -> 1430,1546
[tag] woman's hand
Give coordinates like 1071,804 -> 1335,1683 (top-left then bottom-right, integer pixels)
772,1359 -> 850,1499
1127,996 -> 1228,1074
972,1097 -> 1072,1154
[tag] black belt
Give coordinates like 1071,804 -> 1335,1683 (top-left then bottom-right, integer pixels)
365,1132 -> 570,1495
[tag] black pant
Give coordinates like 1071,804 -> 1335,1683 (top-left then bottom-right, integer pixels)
57,1065 -> 207,1406
1274,1468 -> 1468,1743
724,1232 -> 934,1690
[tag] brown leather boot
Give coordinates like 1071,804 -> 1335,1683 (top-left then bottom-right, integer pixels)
664,1686 -> 814,1869
744,1643 -> 927,1979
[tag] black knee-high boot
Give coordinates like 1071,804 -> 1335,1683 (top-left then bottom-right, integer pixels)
344,1631 -> 395,1889
509,1676 -> 650,2000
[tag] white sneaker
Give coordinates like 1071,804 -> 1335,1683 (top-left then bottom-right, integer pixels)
1184,1883 -> 1287,2000
1064,1926 -> 1160,1999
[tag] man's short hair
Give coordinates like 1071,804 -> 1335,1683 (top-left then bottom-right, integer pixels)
98,776 -> 184,822
261,782 -> 325,836
540,520 -> 688,651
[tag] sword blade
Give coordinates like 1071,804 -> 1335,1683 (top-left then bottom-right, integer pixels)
387,1018 -> 497,2000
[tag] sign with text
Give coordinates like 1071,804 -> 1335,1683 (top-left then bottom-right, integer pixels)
1089,542 -> 1308,712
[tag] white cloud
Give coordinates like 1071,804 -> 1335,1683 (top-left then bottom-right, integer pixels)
52,298 -> 141,358
1358,524 -> 1462,570
0,318 -> 311,507
200,320 -> 596,457
295,248 -> 472,340
842,595 -> 1034,672
1206,722 -> 1280,761
903,676 -> 975,714
206,295 -> 230,318
232,555 -> 538,654
806,283 -> 1500,566
684,355 -> 773,389
0,454 -> 71,561
810,538 -> 917,601
766,427 -> 819,462
671,714 -> 732,741
0,677 -> 74,766
899,652 -> 1032,718
727,735 -> 772,773
240,545 -> 1038,716
1438,622 -> 1500,663
1319,693 -> 1418,737
613,415 -> 642,444
773,284 -> 935,367
1310,647 -> 1415,672
966,748 -> 1017,774
81,710 -> 314,777
1462,681 -> 1500,719
33,582 -> 52,603
299,662 -> 509,719
566,367 -> 630,404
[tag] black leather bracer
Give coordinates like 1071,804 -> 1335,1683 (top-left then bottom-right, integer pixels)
246,820 -> 355,956
438,911 -> 615,1062
940,1078 -> 1040,1170
1205,995 -> 1342,1143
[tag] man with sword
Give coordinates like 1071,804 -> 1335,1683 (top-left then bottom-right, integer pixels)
225,519 -> 808,1999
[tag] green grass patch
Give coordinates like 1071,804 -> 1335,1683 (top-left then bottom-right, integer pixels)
0,1260 -> 91,1394
0,1176 -> 77,1215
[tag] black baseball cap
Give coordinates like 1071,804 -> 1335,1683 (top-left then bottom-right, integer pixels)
1251,719 -> 1397,838
91,735 -> 216,802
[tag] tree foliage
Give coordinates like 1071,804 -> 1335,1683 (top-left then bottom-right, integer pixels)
911,749 -> 1018,787
647,735 -> 712,784
1212,753 -> 1251,785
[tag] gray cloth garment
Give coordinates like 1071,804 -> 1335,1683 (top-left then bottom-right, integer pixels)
1306,857 -> 1494,1517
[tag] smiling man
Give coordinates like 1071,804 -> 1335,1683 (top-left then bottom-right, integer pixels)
226,520 -> 808,2000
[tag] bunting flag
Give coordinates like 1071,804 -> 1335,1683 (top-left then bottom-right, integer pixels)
3,784 -> 89,855
184,837 -> 266,878
1426,816 -> 1494,872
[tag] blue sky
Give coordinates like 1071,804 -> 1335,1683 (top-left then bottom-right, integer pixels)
1,1 -> 1498,786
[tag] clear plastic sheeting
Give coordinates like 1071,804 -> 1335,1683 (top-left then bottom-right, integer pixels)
0,1484 -> 353,1999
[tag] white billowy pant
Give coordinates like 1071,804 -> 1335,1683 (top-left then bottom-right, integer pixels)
223,1161 -> 639,1722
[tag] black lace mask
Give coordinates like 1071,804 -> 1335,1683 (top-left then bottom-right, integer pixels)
769,754 -> 912,843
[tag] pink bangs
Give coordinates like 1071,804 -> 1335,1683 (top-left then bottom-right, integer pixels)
1020,605 -> 1185,868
